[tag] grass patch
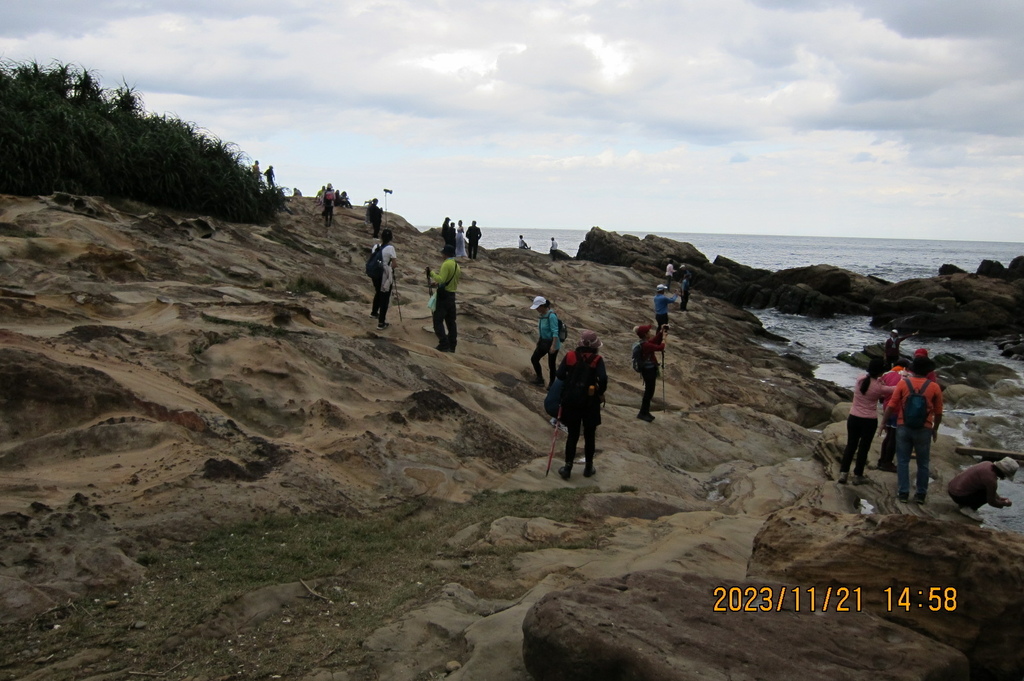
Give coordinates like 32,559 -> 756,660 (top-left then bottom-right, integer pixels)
0,489 -> 604,680
290,276 -> 349,302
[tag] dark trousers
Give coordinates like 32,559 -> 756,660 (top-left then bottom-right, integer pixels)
371,220 -> 381,238
640,365 -> 658,414
432,293 -> 457,350
840,415 -> 878,476
562,410 -> 596,467
655,313 -> 668,327
878,418 -> 897,467
950,489 -> 988,511
468,240 -> 479,259
373,288 -> 391,325
531,339 -> 557,385
323,204 -> 333,227
680,290 -> 691,310
370,276 -> 383,315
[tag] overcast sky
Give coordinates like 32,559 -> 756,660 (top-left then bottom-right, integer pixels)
4,1 -> 1024,241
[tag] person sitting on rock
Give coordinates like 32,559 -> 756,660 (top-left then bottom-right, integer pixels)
948,457 -> 1018,521
518,235 -> 529,249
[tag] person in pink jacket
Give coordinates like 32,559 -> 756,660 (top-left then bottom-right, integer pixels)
839,358 -> 895,485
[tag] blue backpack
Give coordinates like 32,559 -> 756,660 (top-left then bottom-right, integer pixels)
902,378 -> 932,429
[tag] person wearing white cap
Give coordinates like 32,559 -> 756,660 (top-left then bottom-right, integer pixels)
653,284 -> 678,328
884,328 -> 918,370
947,457 -> 1018,521
529,296 -> 561,387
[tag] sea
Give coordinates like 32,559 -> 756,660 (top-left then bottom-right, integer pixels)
432,226 -> 1024,532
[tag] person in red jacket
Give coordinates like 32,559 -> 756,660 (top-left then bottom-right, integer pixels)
634,324 -> 667,422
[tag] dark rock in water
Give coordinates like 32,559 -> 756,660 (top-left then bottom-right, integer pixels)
836,350 -> 872,369
748,507 -> 1024,681
1009,255 -> 1024,280
870,273 -> 1024,338
725,265 -> 885,317
575,227 -> 711,278
939,263 -> 967,275
522,569 -> 968,681
977,259 -> 1006,278
938,359 -> 1019,389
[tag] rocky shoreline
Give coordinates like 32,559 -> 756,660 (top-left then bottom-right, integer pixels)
1,194 -> 1022,680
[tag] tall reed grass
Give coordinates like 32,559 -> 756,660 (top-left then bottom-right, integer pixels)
0,60 -> 284,223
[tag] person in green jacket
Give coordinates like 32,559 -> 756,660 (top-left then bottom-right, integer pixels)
427,244 -> 461,352
529,296 -> 561,387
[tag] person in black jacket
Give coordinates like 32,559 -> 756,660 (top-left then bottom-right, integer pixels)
466,220 -> 482,259
555,330 -> 607,480
366,198 -> 383,238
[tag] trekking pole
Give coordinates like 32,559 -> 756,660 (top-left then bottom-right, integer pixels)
393,275 -> 403,324
545,406 -> 562,476
661,349 -> 667,411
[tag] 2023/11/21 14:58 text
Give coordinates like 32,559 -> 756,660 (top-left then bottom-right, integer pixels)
713,586 -> 960,613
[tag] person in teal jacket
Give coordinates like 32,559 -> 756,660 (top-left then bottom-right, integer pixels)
529,296 -> 561,386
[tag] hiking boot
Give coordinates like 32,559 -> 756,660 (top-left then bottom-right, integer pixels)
370,312 -> 379,318
897,493 -> 909,503
637,412 -> 655,422
558,465 -> 572,480
435,344 -> 451,352
583,464 -> 596,478
958,506 -> 983,522
837,472 -> 848,484
531,376 -> 545,386
913,494 -> 927,505
851,475 -> 868,486
875,462 -> 897,473
376,323 -> 389,330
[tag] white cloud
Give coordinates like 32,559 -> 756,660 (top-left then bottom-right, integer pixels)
1,0 -> 1023,242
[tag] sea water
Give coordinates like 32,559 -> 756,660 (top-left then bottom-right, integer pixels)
431,226 -> 1024,532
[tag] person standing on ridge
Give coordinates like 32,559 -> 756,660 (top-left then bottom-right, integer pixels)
653,284 -> 678,328
366,198 -> 383,238
879,355 -> 943,504
665,262 -> 675,289
322,184 -> 336,227
550,237 -> 558,259
947,457 -> 1018,521
884,328 -> 918,370
837,358 -> 894,485
529,296 -> 561,387
370,229 -> 397,330
466,221 -> 482,259
635,324 -> 667,422
456,224 -> 468,257
263,165 -> 275,187
679,266 -> 693,311
555,330 -> 607,480
427,244 -> 461,352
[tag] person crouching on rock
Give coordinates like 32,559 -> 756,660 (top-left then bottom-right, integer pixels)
838,358 -> 893,485
635,324 -> 666,422
529,296 -> 560,387
947,457 -> 1018,522
556,330 -> 607,480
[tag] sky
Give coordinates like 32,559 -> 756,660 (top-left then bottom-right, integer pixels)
3,0 -> 1024,242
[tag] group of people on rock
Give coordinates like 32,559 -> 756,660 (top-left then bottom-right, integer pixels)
838,342 -> 1018,522
440,218 -> 481,259
315,184 -> 353,227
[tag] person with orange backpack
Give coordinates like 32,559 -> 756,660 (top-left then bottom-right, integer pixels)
554,330 -> 607,480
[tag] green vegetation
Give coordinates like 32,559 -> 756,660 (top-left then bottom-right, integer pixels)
0,489 -> 603,680
0,60 -> 284,223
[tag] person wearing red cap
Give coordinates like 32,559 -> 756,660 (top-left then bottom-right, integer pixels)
634,324 -> 667,422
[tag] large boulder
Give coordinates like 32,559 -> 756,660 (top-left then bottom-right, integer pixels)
748,507 -> 1024,681
522,569 -> 968,681
727,265 -> 887,317
574,227 -> 710,279
870,273 -> 1024,337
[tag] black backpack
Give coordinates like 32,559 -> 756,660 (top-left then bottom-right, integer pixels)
631,341 -> 643,372
557,318 -> 568,343
561,351 -> 601,408
365,246 -> 384,279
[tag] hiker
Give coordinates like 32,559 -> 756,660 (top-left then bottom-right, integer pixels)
879,355 -> 943,504
263,165 -> 275,186
665,262 -> 675,288
884,328 -> 918,370
366,198 -> 383,238
322,184 -> 336,227
466,221 -> 481,259
252,160 -> 261,179
456,224 -> 468,257
555,330 -> 607,480
518,235 -> 529,249
427,244 -> 461,352
337,190 -> 351,208
874,364 -> 906,473
441,217 -> 454,248
838,358 -> 894,485
370,229 -> 397,330
653,284 -> 678,328
634,324 -> 667,422
529,296 -> 561,387
680,266 -> 693,311
550,237 -> 558,259
948,457 -> 1018,521
315,185 -> 326,205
